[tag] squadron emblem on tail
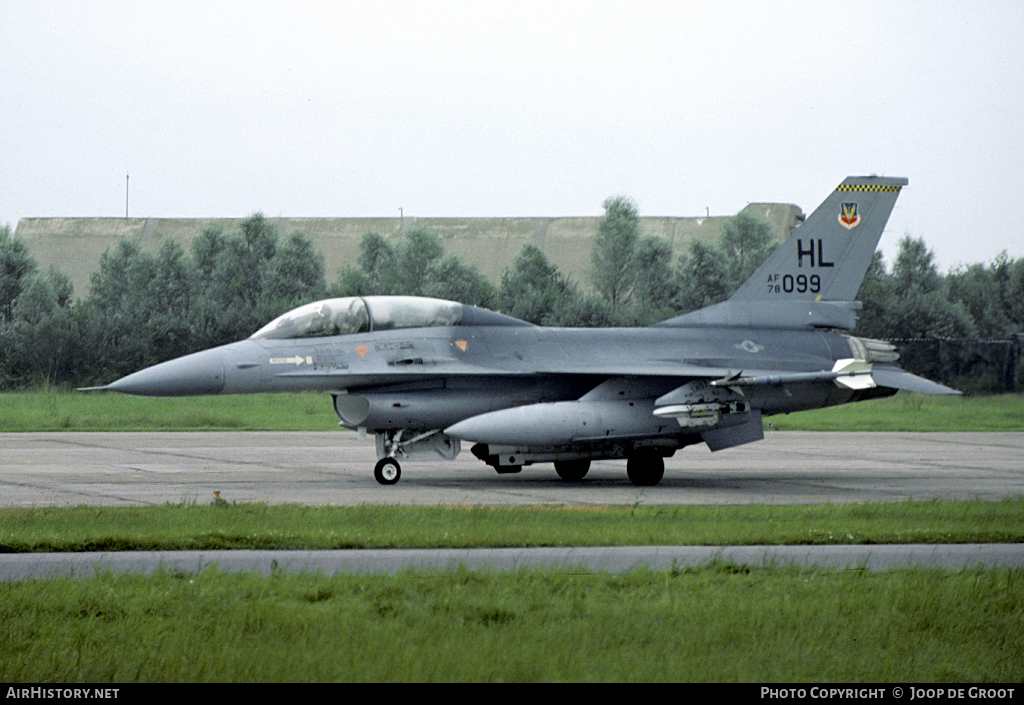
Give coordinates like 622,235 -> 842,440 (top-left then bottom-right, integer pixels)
839,202 -> 860,229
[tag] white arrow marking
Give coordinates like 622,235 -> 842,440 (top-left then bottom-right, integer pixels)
269,356 -> 312,366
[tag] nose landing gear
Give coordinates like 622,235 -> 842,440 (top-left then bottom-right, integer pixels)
373,457 -> 401,485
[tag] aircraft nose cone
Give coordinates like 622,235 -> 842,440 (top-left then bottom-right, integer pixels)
103,347 -> 226,397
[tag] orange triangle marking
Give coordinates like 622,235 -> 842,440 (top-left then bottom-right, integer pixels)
455,340 -> 468,352
356,345 -> 368,358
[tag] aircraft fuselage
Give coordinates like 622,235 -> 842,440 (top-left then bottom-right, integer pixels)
107,322 -> 880,430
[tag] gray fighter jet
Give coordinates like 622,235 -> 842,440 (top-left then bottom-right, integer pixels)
87,176 -> 958,486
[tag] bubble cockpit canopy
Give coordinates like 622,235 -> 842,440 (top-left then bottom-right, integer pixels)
249,296 -> 466,340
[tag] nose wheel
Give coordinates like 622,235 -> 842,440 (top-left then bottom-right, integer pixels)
374,457 -> 401,485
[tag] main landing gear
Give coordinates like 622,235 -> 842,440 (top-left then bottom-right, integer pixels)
626,448 -> 665,487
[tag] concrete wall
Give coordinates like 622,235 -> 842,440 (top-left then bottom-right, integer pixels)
15,203 -> 803,297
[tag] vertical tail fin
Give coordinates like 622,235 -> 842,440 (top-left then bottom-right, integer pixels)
659,175 -> 907,330
730,175 -> 907,303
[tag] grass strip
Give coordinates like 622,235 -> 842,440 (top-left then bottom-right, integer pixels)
2,566 -> 1020,682
0,391 -> 340,432
3,498 -> 1023,552
769,391 -> 1024,432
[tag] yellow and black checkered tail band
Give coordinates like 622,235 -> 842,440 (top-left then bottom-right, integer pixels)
836,184 -> 903,193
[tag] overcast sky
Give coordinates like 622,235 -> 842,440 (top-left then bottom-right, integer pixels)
3,0 -> 1022,272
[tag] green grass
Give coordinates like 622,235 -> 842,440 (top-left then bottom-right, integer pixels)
0,390 -> 339,431
769,392 -> 1024,432
2,389 -> 1023,432
3,499 -> 1023,552
2,566 -> 1021,682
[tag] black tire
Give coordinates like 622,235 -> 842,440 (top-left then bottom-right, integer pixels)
626,450 -> 664,487
374,457 -> 401,485
554,459 -> 591,481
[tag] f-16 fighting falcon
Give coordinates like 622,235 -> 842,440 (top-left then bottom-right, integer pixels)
86,176 -> 959,486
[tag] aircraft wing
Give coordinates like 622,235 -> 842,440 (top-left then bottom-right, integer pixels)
274,357 -> 960,396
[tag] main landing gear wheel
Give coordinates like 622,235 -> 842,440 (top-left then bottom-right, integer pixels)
554,459 -> 591,481
374,457 -> 401,485
626,449 -> 664,487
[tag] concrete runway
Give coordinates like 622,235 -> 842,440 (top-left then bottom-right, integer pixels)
2,431 -> 1023,507
3,431 -> 1023,578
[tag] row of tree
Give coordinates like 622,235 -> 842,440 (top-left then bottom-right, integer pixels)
1,215 -> 328,388
2,197 -> 1022,392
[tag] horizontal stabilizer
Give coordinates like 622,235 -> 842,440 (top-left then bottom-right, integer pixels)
871,367 -> 961,395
